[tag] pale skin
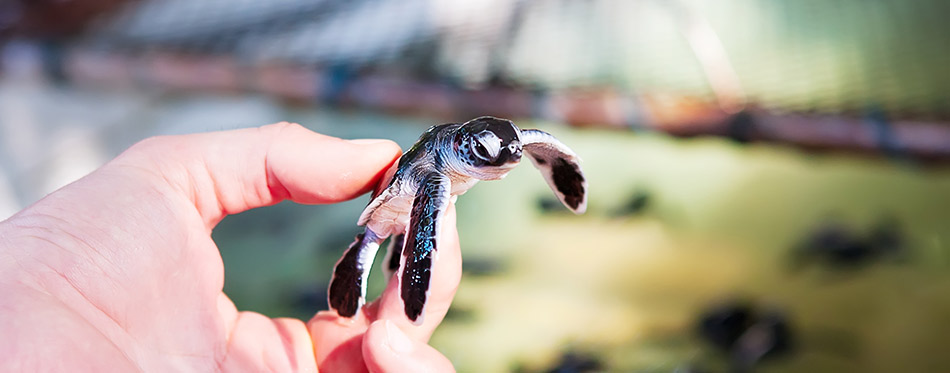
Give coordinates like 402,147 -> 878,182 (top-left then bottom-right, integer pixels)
0,122 -> 459,372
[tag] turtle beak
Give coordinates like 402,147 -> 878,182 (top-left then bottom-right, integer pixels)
508,144 -> 522,163
493,142 -> 522,166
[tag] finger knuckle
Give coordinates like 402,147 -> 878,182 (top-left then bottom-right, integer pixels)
126,135 -> 175,156
260,121 -> 306,136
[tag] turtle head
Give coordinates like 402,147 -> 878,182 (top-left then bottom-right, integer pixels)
451,116 -> 523,180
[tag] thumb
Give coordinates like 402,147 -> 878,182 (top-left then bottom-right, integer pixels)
363,320 -> 455,373
373,203 -> 461,341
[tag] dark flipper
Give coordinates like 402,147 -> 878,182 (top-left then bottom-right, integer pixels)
402,172 -> 452,324
328,230 -> 384,317
383,233 -> 405,279
521,129 -> 587,214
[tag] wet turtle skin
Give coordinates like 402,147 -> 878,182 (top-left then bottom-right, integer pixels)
328,116 -> 587,323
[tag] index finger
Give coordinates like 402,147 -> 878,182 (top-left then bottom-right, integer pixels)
112,122 -> 402,229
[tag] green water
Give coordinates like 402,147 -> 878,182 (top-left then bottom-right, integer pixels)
213,112 -> 950,372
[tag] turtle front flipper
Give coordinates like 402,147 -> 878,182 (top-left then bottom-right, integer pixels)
328,229 -> 385,318
521,129 -> 588,213
402,171 -> 452,324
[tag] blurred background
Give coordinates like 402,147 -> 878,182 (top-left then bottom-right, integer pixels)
2,0 -> 950,371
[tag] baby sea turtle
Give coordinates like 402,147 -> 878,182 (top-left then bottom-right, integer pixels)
328,116 -> 587,323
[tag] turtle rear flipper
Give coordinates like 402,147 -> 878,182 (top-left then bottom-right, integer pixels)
383,232 -> 405,279
402,171 -> 452,324
328,230 -> 384,317
521,129 -> 587,214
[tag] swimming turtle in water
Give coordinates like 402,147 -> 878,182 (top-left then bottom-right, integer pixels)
328,116 -> 587,323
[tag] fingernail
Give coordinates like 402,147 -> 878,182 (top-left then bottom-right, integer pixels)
348,138 -> 392,146
384,320 -> 413,354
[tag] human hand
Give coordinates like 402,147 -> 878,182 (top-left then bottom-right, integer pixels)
0,122 -> 460,372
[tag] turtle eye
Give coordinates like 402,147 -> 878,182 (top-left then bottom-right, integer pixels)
471,138 -> 492,161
